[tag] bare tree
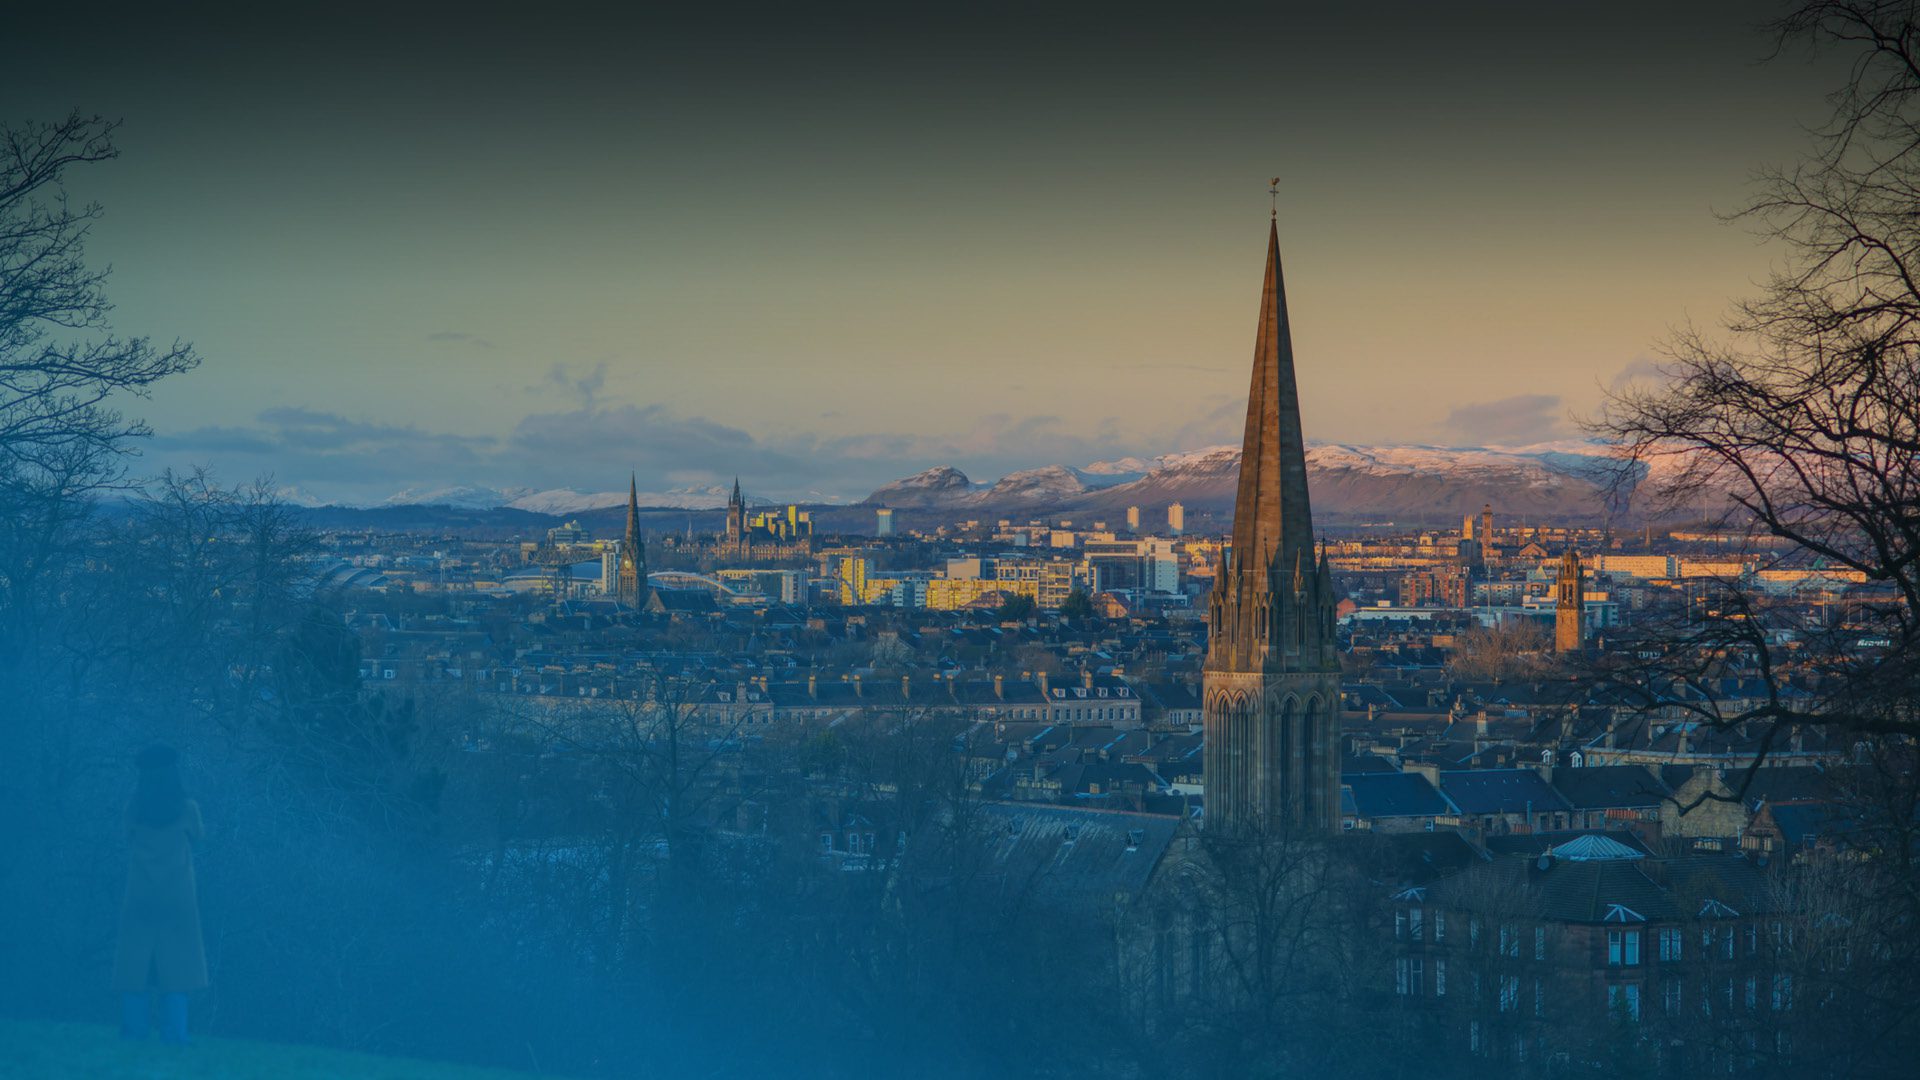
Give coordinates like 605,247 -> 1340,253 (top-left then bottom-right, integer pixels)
0,113 -> 197,478
1592,2 -> 1920,748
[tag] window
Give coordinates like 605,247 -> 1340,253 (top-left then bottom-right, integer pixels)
1658,928 -> 1683,961
1608,983 -> 1641,1021
1744,925 -> 1758,956
1411,957 -> 1424,996
1771,974 -> 1793,1012
1499,975 -> 1519,1013
1663,977 -> 1682,1016
819,832 -> 833,853
1470,918 -> 1481,949
1533,977 -> 1544,1017
1434,958 -> 1447,997
1624,930 -> 1641,966
1410,907 -> 1424,941
1608,930 -> 1624,966
1499,923 -> 1519,957
1395,910 -> 1406,939
1534,926 -> 1546,960
1434,911 -> 1446,943
1744,976 -> 1757,1011
1395,956 -> 1411,996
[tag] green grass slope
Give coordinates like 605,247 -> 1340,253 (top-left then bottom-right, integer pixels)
0,1019 -> 552,1079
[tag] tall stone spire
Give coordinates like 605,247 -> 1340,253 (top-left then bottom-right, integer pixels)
616,474 -> 648,607
1202,216 -> 1342,836
1229,218 -> 1317,583
624,474 -> 641,550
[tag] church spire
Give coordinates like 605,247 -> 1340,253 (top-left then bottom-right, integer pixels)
1201,212 -> 1342,836
624,474 -> 640,548
1229,217 -> 1316,582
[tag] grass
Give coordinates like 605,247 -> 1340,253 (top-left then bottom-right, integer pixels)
0,1019 -> 551,1079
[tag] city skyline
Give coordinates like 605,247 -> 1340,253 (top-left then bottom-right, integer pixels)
2,3 -> 1847,504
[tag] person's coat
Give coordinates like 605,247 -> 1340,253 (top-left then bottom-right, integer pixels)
112,800 -> 208,992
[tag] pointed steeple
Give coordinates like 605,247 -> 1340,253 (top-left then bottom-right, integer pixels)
1229,218 -> 1316,580
1201,210 -> 1343,836
624,474 -> 640,548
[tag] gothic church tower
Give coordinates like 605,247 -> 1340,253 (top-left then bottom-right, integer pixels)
1202,219 -> 1342,835
616,475 -> 649,607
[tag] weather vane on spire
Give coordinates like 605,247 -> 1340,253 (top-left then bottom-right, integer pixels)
1269,176 -> 1280,220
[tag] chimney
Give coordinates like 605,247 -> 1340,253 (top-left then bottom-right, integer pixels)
1475,710 -> 1489,737
808,674 -> 818,699
1605,713 -> 1618,749
994,674 -> 1005,700
853,674 -> 863,697
1083,670 -> 1095,691
1036,671 -> 1050,698
901,674 -> 911,701
1791,728 -> 1804,755
1406,761 -> 1442,789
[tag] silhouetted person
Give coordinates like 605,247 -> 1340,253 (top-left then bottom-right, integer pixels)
112,745 -> 207,1044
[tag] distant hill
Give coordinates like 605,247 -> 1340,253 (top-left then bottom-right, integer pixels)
275,439 -> 1690,537
862,441 -> 1668,527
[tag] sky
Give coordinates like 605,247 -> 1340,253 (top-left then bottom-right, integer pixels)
1,2 -> 1850,505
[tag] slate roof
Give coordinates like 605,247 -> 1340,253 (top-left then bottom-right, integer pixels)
1484,829 -> 1653,860
1550,765 -> 1670,810
1344,772 -> 1455,819
1440,768 -> 1571,815
975,802 -> 1179,907
1430,851 -> 1782,924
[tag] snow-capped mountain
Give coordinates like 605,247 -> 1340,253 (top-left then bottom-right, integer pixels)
865,465 -> 980,507
862,440 -> 1660,524
363,483 -> 731,513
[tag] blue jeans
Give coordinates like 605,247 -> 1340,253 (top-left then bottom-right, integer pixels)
119,991 -> 189,1044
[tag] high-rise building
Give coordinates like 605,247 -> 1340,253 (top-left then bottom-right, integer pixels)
875,507 -> 895,536
614,474 -> 649,607
1555,548 -> 1584,653
1167,502 -> 1185,535
1126,505 -> 1141,532
1202,219 -> 1341,836
1480,502 -> 1495,552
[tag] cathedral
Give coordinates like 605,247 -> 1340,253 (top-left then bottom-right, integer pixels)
1201,219 -> 1342,836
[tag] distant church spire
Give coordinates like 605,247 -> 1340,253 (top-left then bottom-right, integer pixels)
616,473 -> 648,607
624,474 -> 640,548
1202,212 -> 1342,836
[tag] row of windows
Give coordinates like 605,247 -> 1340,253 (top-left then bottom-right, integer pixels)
1401,908 -> 1805,970
1396,909 -> 1546,960
1395,960 -> 1546,1016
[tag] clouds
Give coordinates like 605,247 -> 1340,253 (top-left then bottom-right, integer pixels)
147,399 -> 1223,506
148,384 -> 1588,507
1609,355 -> 1670,389
1438,393 -> 1567,445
